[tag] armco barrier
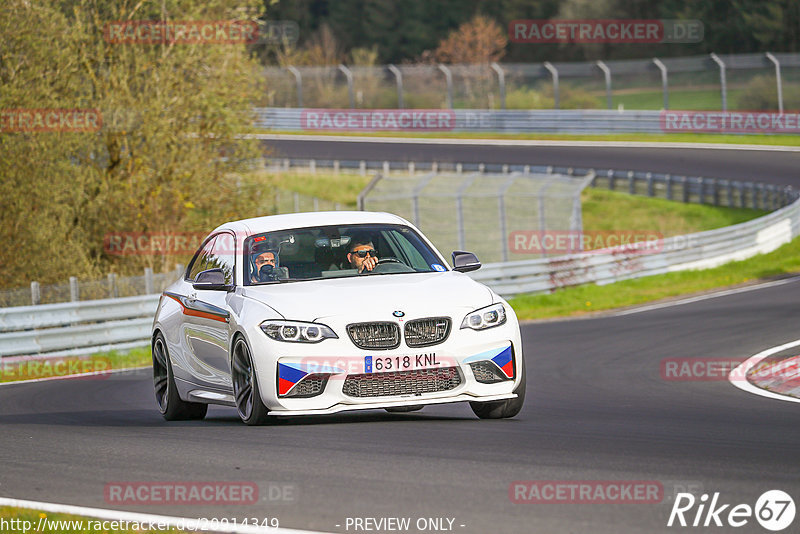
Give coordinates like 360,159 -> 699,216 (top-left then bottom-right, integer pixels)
471,195 -> 800,296
2,172 -> 799,357
254,108 -> 670,134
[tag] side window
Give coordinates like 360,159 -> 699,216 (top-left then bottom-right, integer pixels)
208,232 -> 236,285
386,230 -> 429,271
187,236 -> 217,281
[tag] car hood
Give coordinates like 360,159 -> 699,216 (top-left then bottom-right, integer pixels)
241,272 -> 494,322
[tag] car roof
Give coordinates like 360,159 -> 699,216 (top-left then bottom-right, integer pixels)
212,211 -> 411,236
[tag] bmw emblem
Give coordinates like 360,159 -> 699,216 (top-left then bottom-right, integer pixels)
392,310 -> 405,317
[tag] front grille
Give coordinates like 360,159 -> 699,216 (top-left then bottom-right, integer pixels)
284,374 -> 329,398
342,367 -> 462,398
347,322 -> 400,350
469,361 -> 507,384
404,317 -> 451,347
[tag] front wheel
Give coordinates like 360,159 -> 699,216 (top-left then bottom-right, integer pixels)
470,356 -> 526,419
152,333 -> 208,421
232,337 -> 272,426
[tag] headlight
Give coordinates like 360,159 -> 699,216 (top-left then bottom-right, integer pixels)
260,320 -> 337,343
461,303 -> 507,331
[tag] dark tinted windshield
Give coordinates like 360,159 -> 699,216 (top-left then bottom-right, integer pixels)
244,224 -> 447,285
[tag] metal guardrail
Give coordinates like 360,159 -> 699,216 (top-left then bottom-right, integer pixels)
255,108 -> 675,134
470,197 -> 800,296
2,160 -> 798,357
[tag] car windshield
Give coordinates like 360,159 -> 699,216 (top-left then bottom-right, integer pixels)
244,224 -> 447,285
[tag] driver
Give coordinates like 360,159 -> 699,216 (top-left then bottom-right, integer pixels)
251,250 -> 279,283
346,233 -> 378,273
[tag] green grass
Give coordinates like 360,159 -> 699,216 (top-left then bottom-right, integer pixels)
582,188 -> 765,238
508,235 -> 800,321
242,170 -> 371,207
0,347 -> 150,383
261,129 -> 800,146
611,87 -> 746,111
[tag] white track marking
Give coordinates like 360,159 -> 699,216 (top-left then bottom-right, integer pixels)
0,497 -> 329,534
250,133 -> 800,152
729,339 -> 800,404
611,277 -> 800,316
0,366 -> 150,387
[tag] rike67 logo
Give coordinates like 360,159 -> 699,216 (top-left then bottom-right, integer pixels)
668,490 -> 795,531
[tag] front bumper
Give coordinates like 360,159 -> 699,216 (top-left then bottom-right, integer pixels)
246,314 -> 524,415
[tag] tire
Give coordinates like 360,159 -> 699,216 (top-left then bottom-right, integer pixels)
152,332 -> 208,421
470,355 -> 526,420
231,336 -> 272,426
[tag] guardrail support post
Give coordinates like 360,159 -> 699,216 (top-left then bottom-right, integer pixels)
388,64 -> 404,108
108,273 -> 118,299
681,176 -> 689,203
69,276 -> 79,302
338,64 -> 355,108
438,64 -> 454,109
765,52 -> 784,114
628,171 -> 635,195
646,172 -> 653,197
286,66 -> 303,107
608,169 -> 615,191
491,62 -> 506,109
665,174 -> 672,200
544,62 -> 559,109
596,61 -> 613,110
652,58 -> 669,110
31,281 -> 40,306
144,268 -> 154,294
710,53 -> 727,111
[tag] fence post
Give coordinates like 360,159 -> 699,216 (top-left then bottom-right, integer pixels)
383,161 -> 390,175
665,174 -> 672,200
698,177 -> 706,204
338,64 -> 355,109
309,159 -> 316,173
652,58 -> 669,110
69,276 -> 79,302
710,53 -> 727,111
628,171 -> 635,195
725,180 -> 733,207
145,268 -> 154,294
711,178 -> 719,206
31,281 -> 40,306
108,273 -> 118,298
388,64 -> 404,108
286,66 -> 303,107
491,62 -> 506,110
596,60 -> 613,110
438,64 -> 453,109
543,62 -> 559,109
359,160 -> 366,176
765,52 -> 784,114
681,176 -> 689,203
333,160 -> 340,174
608,169 -> 615,191
408,161 -> 415,174
293,192 -> 300,212
646,172 -> 653,197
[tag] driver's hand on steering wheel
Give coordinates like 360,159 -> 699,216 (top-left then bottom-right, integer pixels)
360,255 -> 378,273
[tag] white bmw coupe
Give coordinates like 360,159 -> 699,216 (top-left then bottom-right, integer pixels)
152,211 -> 525,425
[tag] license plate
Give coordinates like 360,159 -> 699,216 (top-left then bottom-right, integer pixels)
365,353 -> 442,373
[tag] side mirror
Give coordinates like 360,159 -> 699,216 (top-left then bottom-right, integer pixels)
452,251 -> 481,273
193,268 -> 232,291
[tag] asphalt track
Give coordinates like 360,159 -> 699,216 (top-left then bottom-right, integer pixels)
2,279 -> 800,533
261,137 -> 800,186
3,140 -> 800,533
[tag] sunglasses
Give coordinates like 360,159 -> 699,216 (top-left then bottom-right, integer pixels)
351,249 -> 377,258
